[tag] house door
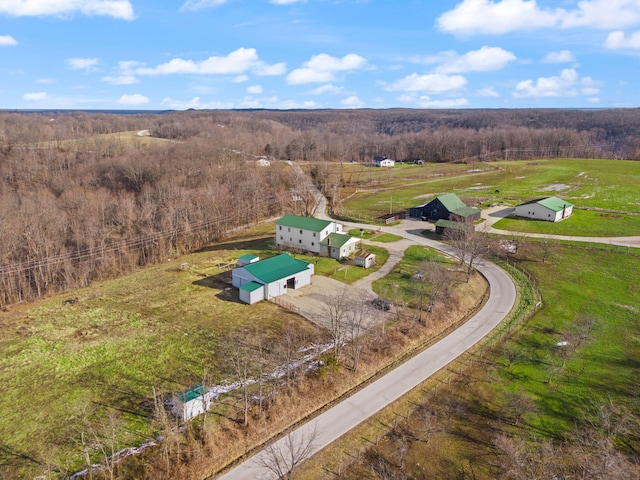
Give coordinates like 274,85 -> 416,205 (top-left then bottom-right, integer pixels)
287,277 -> 296,290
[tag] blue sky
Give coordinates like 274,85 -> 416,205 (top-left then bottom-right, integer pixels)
1,0 -> 640,110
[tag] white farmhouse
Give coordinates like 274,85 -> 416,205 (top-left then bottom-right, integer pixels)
514,196 -> 574,222
276,214 -> 343,254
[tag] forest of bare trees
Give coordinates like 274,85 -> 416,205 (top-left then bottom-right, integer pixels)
1,108 -> 639,305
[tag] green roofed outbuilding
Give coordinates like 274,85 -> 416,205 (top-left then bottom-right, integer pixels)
232,253 -> 314,304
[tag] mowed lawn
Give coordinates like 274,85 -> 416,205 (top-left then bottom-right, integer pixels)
340,158 -> 640,236
0,224 -> 329,475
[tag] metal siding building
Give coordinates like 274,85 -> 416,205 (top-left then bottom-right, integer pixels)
514,197 -> 574,222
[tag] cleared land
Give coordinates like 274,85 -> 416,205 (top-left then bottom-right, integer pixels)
338,158 -> 640,236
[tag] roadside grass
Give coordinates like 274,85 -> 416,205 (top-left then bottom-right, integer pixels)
324,244 -> 640,479
493,209 -> 640,237
340,158 -> 640,232
495,245 -> 640,437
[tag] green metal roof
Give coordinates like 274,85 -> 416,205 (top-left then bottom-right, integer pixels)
243,253 -> 311,284
537,196 -> 574,212
435,219 -> 472,231
239,281 -> 263,292
238,254 -> 258,261
320,233 -> 357,248
436,193 -> 467,212
451,205 -> 481,218
276,214 -> 332,232
178,385 -> 206,403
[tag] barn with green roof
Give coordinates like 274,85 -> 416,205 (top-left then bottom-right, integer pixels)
232,253 -> 314,304
514,196 -> 573,222
409,193 -> 481,222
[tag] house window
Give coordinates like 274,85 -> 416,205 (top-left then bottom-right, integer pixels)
289,238 -> 292,242
311,242 -> 314,246
299,239 -> 302,244
280,236 -> 283,240
279,226 -> 282,231
313,232 -> 316,237
300,229 -> 303,234
288,227 -> 290,232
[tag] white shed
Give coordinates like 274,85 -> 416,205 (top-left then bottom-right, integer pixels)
355,250 -> 376,269
172,385 -> 215,421
239,281 -> 264,304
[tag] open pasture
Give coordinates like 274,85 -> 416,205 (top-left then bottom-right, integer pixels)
339,158 -> 640,235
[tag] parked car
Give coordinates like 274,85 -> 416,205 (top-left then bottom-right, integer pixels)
371,297 -> 392,311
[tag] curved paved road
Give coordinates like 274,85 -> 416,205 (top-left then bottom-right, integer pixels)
216,177 -> 517,479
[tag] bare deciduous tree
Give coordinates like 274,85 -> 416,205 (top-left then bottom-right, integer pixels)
256,423 -> 319,479
445,223 -> 490,282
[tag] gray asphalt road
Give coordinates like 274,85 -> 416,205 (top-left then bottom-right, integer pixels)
216,228 -> 517,480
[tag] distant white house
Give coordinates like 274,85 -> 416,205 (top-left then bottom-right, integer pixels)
232,253 -> 314,304
373,155 -> 395,167
514,196 -> 574,222
276,214 -> 343,254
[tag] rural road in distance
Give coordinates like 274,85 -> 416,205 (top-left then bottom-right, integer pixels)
216,224 -> 517,480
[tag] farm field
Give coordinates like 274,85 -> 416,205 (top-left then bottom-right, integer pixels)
338,158 -> 640,236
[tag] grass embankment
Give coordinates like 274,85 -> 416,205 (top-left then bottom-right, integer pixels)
322,244 -> 640,479
348,228 -> 404,243
340,158 -> 640,236
0,223 -> 324,477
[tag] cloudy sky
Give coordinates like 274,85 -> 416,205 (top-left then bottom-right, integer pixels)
2,0 -> 639,110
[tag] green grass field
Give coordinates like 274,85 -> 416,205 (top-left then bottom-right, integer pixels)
340,158 -> 640,235
493,209 -> 640,236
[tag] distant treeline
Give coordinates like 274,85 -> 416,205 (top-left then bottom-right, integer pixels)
1,108 -> 638,304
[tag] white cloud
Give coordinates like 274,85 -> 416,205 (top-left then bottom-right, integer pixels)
311,84 -> 344,95
103,75 -> 138,85
68,57 -> 101,72
0,0 -> 134,20
36,78 -> 55,84
398,93 -> 470,108
271,0 -> 304,5
135,48 -> 283,77
386,73 -> 467,94
437,0 -> 558,35
543,50 -> 576,63
247,84 -> 263,94
341,95 -> 364,108
605,30 -> 640,49
434,46 -> 516,73
513,68 -> 588,97
0,35 -> 17,46
24,92 -> 48,101
437,0 -> 640,36
477,86 -> 500,97
162,96 -> 208,109
234,75 -> 249,83
118,93 -> 149,105
287,53 -> 366,85
180,0 -> 228,12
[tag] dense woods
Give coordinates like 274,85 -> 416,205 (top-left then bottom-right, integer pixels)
1,108 -> 639,305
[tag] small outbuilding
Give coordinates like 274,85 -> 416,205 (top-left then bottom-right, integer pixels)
355,250 -> 376,269
514,196 -> 574,222
237,254 -> 259,267
172,385 -> 215,421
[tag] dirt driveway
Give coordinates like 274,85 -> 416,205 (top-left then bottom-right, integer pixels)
279,237 -> 414,328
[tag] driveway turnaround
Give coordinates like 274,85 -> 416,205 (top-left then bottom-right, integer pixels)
216,227 -> 517,480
